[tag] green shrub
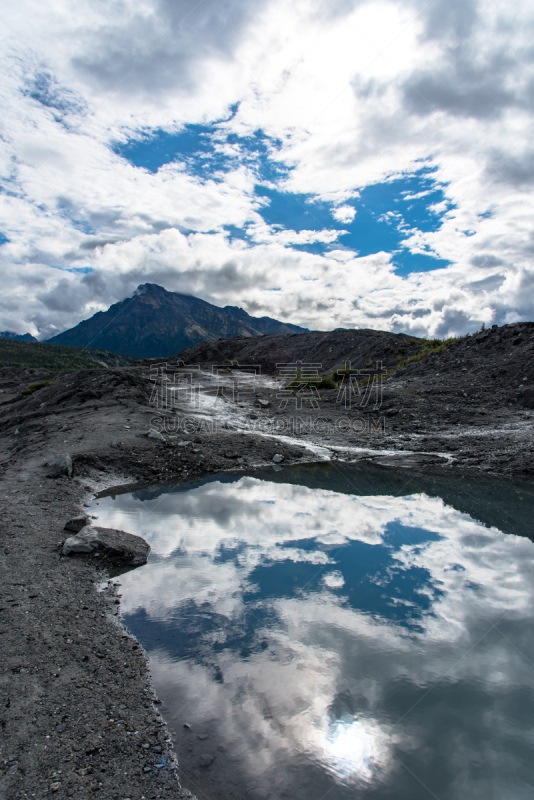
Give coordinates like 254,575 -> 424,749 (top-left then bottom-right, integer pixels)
317,375 -> 338,390
20,380 -> 51,395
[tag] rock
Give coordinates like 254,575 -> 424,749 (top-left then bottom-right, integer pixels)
255,399 -> 271,408
148,429 -> 165,441
272,454 -> 284,463
77,767 -> 93,776
64,516 -> 89,533
62,526 -> 150,566
385,408 -> 399,416
46,454 -> 73,479
198,753 -> 214,767
224,452 -> 240,459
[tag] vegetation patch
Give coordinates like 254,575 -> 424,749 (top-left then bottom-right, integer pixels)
396,336 -> 459,369
20,380 -> 52,395
0,339 -> 135,370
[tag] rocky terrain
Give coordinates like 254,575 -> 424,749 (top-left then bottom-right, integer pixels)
0,320 -> 533,800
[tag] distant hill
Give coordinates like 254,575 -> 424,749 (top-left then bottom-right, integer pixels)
0,339 -> 135,370
46,283 -> 308,358
175,327 -> 427,374
0,331 -> 38,342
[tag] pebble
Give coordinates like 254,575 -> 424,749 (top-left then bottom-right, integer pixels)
198,753 -> 214,767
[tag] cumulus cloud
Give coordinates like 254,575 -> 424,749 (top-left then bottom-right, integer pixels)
0,0 -> 533,337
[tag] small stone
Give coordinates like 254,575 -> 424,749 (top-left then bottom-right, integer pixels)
46,454 -> 73,479
198,753 -> 214,767
183,723 -> 191,729
272,454 -> 284,463
224,452 -> 240,459
197,733 -> 209,740
64,516 -> 89,533
147,429 -> 165,441
255,399 -> 271,408
50,783 -> 61,792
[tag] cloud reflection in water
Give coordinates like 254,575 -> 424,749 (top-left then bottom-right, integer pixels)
91,470 -> 534,799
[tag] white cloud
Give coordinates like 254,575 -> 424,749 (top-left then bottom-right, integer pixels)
0,0 -> 533,337
332,205 -> 356,224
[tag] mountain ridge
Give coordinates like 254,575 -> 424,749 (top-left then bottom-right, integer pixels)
46,283 -> 308,358
0,331 -> 38,342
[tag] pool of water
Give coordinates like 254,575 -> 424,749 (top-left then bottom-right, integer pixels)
90,462 -> 534,800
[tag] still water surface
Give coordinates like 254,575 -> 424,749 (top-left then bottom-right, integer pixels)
91,462 -> 534,800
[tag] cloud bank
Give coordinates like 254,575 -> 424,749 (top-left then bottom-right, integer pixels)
0,0 -> 533,338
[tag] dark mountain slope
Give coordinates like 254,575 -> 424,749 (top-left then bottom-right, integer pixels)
47,284 -> 308,358
0,331 -> 37,342
171,327 -> 426,374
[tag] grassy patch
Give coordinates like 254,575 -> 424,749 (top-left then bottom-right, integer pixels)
396,337 -> 459,369
20,380 -> 52,395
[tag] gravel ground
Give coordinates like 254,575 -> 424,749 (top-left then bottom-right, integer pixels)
1,322 -> 533,799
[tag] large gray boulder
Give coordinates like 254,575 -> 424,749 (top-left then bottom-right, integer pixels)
62,526 -> 150,566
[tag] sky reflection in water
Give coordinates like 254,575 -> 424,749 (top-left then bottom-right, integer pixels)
90,464 -> 534,800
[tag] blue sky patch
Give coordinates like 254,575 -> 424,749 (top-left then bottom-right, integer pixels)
113,124 -> 289,184
253,168 -> 454,271
0,233 -> 8,246
113,119 -> 453,274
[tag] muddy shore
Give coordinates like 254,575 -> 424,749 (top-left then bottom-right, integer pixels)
1,322 -> 533,799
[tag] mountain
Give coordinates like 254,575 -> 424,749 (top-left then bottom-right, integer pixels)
0,331 -> 38,342
46,283 -> 308,358
222,305 -> 305,335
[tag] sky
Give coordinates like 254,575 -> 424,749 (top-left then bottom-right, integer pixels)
1,0 -> 533,339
